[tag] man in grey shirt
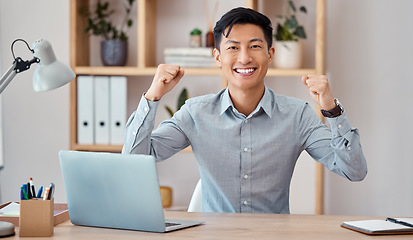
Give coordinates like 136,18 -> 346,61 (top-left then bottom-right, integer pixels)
122,7 -> 367,213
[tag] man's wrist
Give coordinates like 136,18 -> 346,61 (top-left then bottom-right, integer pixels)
144,92 -> 160,102
321,98 -> 344,118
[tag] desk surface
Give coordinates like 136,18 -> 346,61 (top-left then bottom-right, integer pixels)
6,211 -> 413,239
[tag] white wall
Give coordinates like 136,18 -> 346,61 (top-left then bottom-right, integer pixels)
0,0 -> 71,203
1,0 -> 412,217
324,0 -> 413,217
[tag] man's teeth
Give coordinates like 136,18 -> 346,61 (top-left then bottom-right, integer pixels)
235,68 -> 255,74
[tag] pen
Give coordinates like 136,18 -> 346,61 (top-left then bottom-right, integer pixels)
30,177 -> 36,197
43,187 -> 50,200
37,186 -> 43,199
26,182 -> 32,199
48,183 -> 55,200
386,218 -> 413,228
21,186 -> 29,200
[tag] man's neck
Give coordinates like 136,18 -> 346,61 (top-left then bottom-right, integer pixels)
228,85 -> 265,116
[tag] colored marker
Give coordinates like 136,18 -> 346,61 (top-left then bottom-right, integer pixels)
37,186 -> 44,199
43,188 -> 50,200
21,186 -> 29,200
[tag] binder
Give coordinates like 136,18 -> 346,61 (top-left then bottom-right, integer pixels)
109,76 -> 127,145
77,75 -> 94,144
94,76 -> 110,144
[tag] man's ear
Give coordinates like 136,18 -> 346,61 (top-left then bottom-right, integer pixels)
268,46 -> 275,64
213,48 -> 222,67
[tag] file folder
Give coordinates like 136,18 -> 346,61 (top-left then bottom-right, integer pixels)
94,76 -> 110,144
109,76 -> 127,145
77,75 -> 94,144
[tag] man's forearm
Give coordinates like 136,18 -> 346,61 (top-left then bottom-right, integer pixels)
122,95 -> 158,154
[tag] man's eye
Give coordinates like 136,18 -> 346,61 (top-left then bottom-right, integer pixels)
227,46 -> 238,50
251,45 -> 261,49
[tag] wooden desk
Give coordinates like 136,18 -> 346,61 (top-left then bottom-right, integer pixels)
6,211 -> 413,239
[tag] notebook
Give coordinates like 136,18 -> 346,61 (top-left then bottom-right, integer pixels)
59,150 -> 204,233
341,218 -> 413,235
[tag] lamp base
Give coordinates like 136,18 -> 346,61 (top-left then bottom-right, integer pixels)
0,221 -> 15,237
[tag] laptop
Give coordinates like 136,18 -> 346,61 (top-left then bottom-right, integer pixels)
59,150 -> 204,233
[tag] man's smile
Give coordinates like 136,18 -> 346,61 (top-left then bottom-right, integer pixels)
234,68 -> 257,75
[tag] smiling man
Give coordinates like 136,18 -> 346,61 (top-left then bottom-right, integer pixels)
122,7 -> 367,213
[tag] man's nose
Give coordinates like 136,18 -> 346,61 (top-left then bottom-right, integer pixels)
237,48 -> 252,64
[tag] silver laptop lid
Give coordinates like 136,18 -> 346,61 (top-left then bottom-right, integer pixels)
59,150 -> 167,232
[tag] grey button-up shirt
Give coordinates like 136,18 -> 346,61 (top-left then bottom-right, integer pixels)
122,86 -> 367,213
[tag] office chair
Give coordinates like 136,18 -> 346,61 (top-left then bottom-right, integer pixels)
187,179 -> 202,212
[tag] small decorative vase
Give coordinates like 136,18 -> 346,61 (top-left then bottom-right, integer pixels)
273,41 -> 303,69
101,40 -> 128,66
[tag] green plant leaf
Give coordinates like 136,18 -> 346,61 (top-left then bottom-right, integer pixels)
191,28 -> 202,35
102,2 -> 109,11
119,32 -> 128,41
275,23 -> 294,41
294,26 -> 307,39
177,88 -> 188,111
165,106 -> 175,118
274,1 -> 307,41
289,0 -> 296,12
285,16 -> 298,29
84,0 -> 135,40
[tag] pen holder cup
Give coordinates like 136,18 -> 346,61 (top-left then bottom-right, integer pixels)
19,198 -> 54,237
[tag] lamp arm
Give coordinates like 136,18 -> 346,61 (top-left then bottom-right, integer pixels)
0,62 -> 17,94
0,57 -> 40,94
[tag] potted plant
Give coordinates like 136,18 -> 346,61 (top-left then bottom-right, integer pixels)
83,0 -> 135,66
273,0 -> 307,69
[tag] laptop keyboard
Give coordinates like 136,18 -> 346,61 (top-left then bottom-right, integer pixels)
165,222 -> 182,227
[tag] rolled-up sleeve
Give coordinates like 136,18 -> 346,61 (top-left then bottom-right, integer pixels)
122,94 -> 159,154
122,94 -> 190,161
301,104 -> 367,182
326,113 -> 367,181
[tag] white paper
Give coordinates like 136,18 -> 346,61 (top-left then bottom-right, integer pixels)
0,202 -> 20,217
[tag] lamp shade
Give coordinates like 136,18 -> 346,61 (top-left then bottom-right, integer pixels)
31,39 -> 75,92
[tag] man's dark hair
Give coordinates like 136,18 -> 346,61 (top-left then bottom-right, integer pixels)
213,7 -> 273,51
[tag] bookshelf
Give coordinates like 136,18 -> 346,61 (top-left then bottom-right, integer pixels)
69,0 -> 326,213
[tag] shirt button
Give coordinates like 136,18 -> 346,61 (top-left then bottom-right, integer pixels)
243,174 -> 249,179
338,124 -> 342,129
244,120 -> 248,123
132,131 -> 137,135
243,200 -> 249,206
347,146 -> 352,151
243,147 -> 248,152
144,107 -> 149,112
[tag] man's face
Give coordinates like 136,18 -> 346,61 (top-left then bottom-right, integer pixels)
213,24 -> 275,92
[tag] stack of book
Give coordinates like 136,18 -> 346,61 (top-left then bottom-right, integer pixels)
164,47 -> 216,68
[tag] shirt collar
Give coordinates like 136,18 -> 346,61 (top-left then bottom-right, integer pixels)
220,88 -> 233,116
220,86 -> 273,118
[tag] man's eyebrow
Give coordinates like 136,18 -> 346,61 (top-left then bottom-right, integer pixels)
224,40 -> 240,45
250,38 -> 264,43
224,38 -> 264,45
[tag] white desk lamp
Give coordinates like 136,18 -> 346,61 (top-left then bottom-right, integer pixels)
0,38 -> 75,237
0,38 -> 75,93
